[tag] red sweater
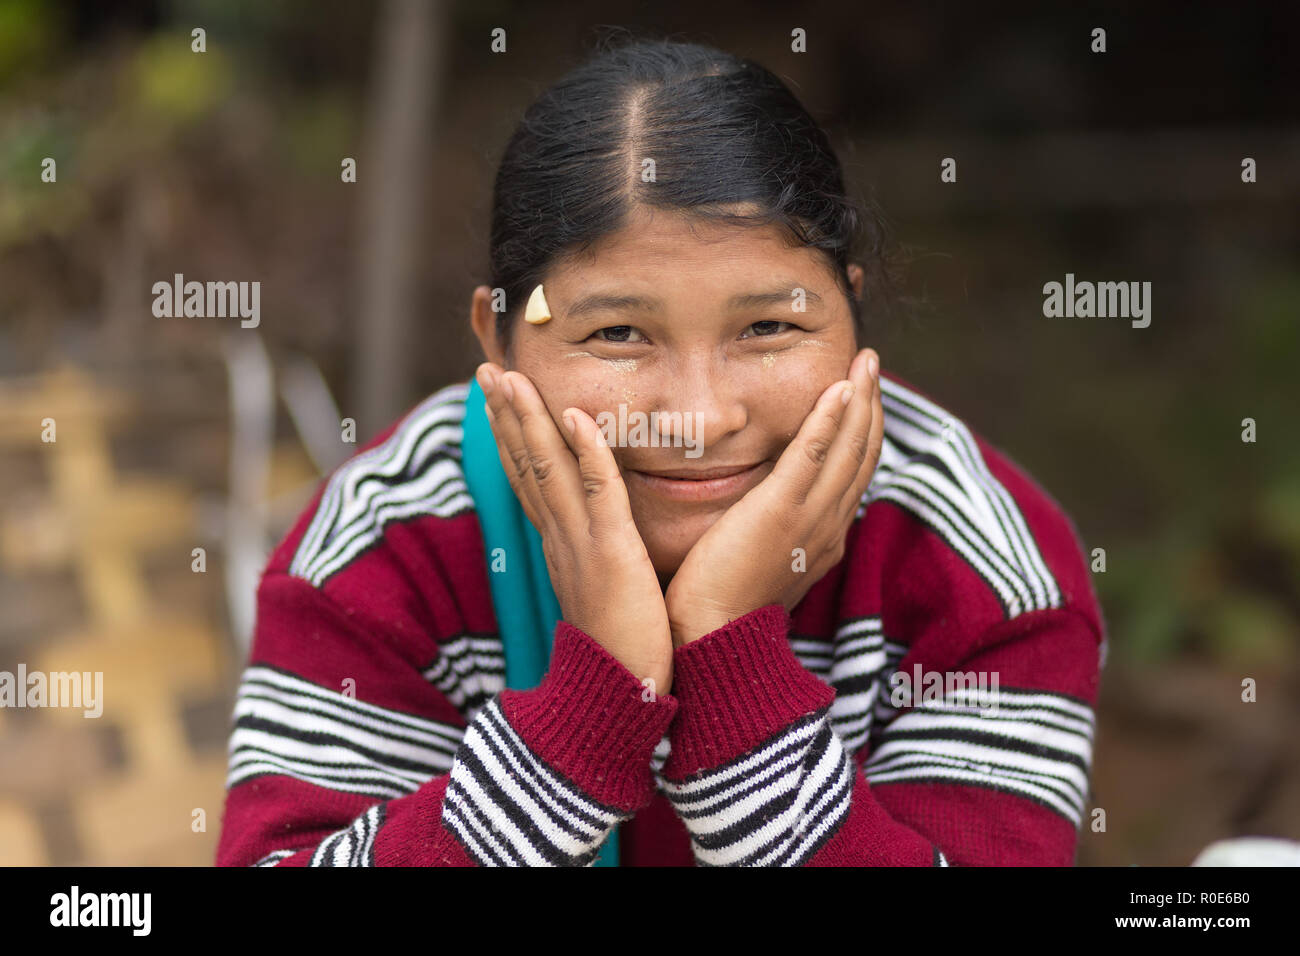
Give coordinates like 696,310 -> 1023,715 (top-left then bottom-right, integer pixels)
215,370 -> 1106,867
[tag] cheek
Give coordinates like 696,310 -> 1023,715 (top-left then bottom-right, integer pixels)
534,366 -> 651,454
523,364 -> 622,429
745,351 -> 846,440
574,379 -> 631,436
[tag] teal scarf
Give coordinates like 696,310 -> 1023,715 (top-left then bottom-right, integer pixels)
459,376 -> 621,867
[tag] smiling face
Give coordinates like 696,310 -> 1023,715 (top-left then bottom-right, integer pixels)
472,204 -> 864,586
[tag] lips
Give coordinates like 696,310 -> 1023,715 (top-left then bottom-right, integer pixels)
626,461 -> 769,502
634,464 -> 761,480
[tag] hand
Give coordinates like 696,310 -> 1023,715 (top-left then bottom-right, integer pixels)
476,363 -> 674,695
664,348 -> 884,646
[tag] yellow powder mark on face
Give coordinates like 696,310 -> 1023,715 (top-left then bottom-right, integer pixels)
761,352 -> 777,369
564,352 -> 638,373
623,389 -> 637,404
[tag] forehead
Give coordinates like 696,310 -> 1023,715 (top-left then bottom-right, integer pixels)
548,205 -> 832,293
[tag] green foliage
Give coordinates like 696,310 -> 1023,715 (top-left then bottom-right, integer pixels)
1088,270 -> 1300,671
131,32 -> 233,122
0,114 -> 81,241
284,93 -> 356,179
1203,593 -> 1294,668
0,0 -> 60,85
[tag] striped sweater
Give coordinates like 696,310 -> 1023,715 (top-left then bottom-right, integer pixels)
214,370 -> 1106,867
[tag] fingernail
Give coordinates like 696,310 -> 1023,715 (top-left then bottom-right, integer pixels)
840,382 -> 855,405
476,366 -> 495,394
867,352 -> 879,379
501,374 -> 515,402
563,412 -> 575,434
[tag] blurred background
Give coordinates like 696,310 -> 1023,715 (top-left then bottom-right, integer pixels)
1,0 -> 1297,866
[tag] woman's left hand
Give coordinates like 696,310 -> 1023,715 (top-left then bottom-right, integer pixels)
664,348 -> 883,647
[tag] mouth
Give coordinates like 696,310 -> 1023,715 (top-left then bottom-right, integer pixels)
626,461 -> 769,502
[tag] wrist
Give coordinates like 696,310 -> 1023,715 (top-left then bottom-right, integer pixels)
664,604 -> 834,779
669,598 -> 758,647
500,621 -> 678,810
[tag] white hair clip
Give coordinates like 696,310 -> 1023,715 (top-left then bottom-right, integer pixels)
523,284 -> 552,324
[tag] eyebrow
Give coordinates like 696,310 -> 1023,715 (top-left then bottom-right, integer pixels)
563,285 -> 822,318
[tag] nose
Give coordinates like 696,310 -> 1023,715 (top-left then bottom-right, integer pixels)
651,353 -> 748,453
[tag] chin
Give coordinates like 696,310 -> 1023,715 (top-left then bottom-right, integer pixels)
636,506 -> 724,582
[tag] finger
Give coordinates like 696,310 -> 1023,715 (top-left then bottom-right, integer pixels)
476,363 -> 550,531
500,370 -> 586,532
814,348 -> 879,504
562,405 -> 640,535
837,356 -> 885,521
766,371 -> 858,507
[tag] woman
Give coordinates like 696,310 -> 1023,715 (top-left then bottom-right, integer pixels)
216,37 -> 1105,867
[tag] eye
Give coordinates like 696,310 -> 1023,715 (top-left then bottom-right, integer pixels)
592,325 -> 647,343
742,320 -> 794,337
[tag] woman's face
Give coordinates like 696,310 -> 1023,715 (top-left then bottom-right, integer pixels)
472,204 -> 863,586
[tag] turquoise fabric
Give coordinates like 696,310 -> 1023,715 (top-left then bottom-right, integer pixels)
459,376 -> 621,867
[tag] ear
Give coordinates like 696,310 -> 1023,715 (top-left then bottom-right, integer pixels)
470,285 -> 509,368
846,263 -> 865,301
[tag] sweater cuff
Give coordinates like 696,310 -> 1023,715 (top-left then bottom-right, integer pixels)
499,621 -> 678,811
662,603 -> 834,779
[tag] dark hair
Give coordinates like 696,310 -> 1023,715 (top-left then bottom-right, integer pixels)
488,34 -> 900,357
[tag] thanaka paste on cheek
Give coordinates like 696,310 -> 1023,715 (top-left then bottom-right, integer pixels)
563,352 -> 638,373
763,339 -> 831,366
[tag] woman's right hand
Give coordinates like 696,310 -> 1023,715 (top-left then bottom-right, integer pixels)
476,363 -> 674,696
